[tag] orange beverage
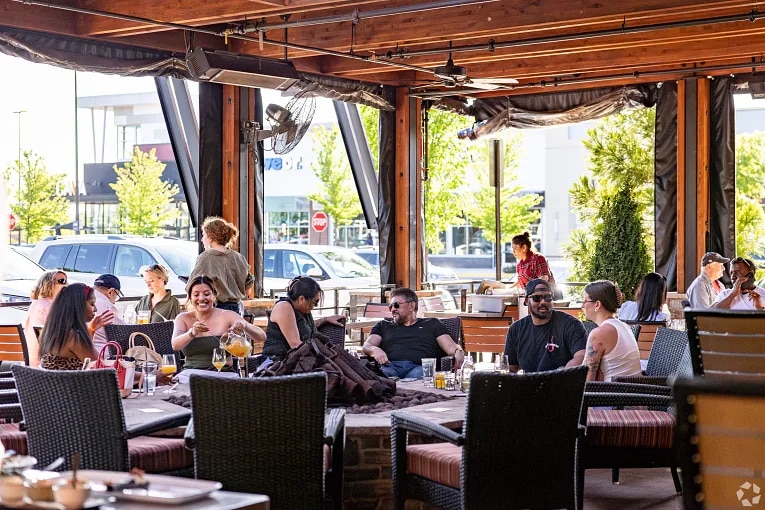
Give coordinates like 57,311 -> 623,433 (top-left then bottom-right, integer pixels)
212,361 -> 225,371
161,365 -> 176,375
225,341 -> 252,359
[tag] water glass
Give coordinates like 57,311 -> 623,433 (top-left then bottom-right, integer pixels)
421,358 -> 436,387
142,361 -> 158,396
494,354 -> 510,373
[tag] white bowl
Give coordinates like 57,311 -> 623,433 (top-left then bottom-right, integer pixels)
53,481 -> 92,510
0,475 -> 25,504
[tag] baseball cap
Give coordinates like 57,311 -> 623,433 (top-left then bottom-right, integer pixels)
701,252 -> 730,266
525,278 -> 553,296
94,274 -> 124,297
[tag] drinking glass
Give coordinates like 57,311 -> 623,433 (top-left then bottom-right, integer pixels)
161,354 -> 177,393
136,310 -> 150,325
212,348 -> 226,373
142,361 -> 158,396
494,354 -> 510,374
421,358 -> 436,387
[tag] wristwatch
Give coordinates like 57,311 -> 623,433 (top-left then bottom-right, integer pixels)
188,327 -> 196,338
453,346 -> 464,356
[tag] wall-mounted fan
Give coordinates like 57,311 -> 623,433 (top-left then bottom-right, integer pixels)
253,90 -> 316,154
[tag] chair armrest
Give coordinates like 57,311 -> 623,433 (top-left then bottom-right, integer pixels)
391,411 -> 464,446
612,375 -> 670,386
246,355 -> 265,374
0,389 -> 19,405
583,392 -> 672,409
324,408 -> 345,447
0,379 -> 16,390
0,403 -> 23,423
0,372 -> 14,378
585,381 -> 672,396
184,419 -> 195,450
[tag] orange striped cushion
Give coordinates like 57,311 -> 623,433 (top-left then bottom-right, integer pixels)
586,409 -> 675,448
407,443 -> 462,489
0,423 -> 27,455
128,436 -> 193,473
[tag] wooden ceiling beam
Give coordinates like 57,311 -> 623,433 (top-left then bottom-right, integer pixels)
76,0 -> 386,36
0,0 -> 78,36
225,0 -> 765,60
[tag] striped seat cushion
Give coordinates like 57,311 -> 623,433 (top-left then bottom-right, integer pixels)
0,423 -> 27,455
586,409 -> 675,449
407,443 -> 462,489
128,436 -> 193,473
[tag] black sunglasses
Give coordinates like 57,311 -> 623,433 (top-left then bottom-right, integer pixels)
388,300 -> 413,310
529,294 -> 554,303
55,278 -> 67,285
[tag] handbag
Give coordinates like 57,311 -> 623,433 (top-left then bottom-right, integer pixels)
125,332 -> 163,365
88,341 -> 136,395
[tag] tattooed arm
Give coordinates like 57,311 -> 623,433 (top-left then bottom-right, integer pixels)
582,329 -> 606,382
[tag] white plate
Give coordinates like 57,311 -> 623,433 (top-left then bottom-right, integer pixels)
61,471 -> 222,505
2,455 -> 37,472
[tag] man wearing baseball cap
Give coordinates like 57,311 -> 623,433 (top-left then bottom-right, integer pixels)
686,252 -> 729,308
93,274 -> 124,350
504,278 -> 587,373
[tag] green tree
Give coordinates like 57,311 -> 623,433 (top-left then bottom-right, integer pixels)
110,148 -> 179,236
3,150 -> 69,243
565,108 -> 656,280
358,105 -> 379,171
464,133 -> 541,243
735,132 -> 765,258
307,125 -> 362,239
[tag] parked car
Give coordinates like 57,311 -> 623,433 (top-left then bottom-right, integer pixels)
31,235 -> 198,299
265,244 -> 380,310
1,246 -> 45,303
351,248 -> 459,282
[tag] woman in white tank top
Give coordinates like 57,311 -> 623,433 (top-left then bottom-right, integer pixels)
581,280 -> 642,382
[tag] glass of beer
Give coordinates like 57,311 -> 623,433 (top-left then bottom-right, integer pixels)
161,354 -> 177,393
137,310 -> 150,325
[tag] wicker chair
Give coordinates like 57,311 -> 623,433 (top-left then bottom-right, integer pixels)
104,321 -> 176,356
577,381 -> 680,508
186,372 -> 345,510
12,365 -> 192,474
674,377 -> 765,509
583,321 -> 641,340
614,327 -> 692,385
685,309 -> 765,380
392,366 -> 588,510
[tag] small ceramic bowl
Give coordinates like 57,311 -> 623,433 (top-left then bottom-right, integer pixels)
0,475 -> 25,505
22,470 -> 62,502
53,480 -> 92,510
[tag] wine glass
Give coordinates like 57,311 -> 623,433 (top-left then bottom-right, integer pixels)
161,354 -> 178,393
211,348 -> 226,373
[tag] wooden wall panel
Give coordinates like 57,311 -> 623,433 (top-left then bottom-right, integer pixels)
677,80 -> 686,291
696,78 -> 711,265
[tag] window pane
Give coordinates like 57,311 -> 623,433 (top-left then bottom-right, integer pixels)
73,244 -> 112,274
39,246 -> 71,271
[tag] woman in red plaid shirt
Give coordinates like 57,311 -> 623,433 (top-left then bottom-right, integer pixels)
510,232 -> 556,290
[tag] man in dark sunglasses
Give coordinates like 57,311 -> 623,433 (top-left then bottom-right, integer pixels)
362,287 -> 465,379
504,279 -> 587,373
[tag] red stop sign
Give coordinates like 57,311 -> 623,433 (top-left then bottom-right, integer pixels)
8,213 -> 16,231
311,211 -> 328,233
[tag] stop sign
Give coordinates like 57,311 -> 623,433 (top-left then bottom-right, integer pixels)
311,211 -> 328,233
8,213 -> 16,230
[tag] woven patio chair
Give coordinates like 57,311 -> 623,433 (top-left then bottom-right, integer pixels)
392,366 -> 588,510
623,320 -> 666,360
685,309 -> 765,380
577,380 -> 680,508
614,327 -> 692,386
12,365 -> 192,474
104,321 -> 175,356
186,372 -> 345,510
583,321 -> 641,341
674,377 -> 765,509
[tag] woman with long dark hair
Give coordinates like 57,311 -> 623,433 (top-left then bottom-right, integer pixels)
509,231 -> 556,291
261,276 -> 345,362
39,283 -> 113,370
618,272 -> 669,323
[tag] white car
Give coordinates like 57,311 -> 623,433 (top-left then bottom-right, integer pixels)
0,246 -> 46,324
31,235 -> 198,299
351,249 -> 459,282
264,244 -> 380,310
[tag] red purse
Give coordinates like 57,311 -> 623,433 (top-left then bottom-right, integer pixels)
89,341 -> 136,393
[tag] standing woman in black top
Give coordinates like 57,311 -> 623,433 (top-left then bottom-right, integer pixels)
261,277 -> 345,361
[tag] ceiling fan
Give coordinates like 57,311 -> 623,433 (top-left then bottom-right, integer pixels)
431,52 -> 519,91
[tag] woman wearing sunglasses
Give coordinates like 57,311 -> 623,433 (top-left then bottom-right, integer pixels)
581,280 -> 641,382
261,276 -> 345,364
23,270 -> 68,367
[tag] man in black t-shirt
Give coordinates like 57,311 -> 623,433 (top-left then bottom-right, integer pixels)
362,288 -> 465,378
505,279 -> 587,372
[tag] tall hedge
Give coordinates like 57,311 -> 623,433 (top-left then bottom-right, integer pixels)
588,183 -> 652,298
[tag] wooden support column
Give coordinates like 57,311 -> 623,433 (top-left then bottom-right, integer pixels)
393,88 -> 423,290
676,77 -> 711,291
221,85 -> 240,226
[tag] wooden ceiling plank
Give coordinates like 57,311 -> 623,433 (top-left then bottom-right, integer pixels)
0,0 -> 78,36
